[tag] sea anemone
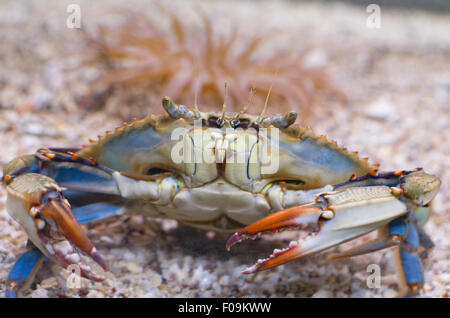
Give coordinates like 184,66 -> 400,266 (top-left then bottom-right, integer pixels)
82,6 -> 342,122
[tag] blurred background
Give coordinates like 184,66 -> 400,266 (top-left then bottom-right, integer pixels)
0,0 -> 448,297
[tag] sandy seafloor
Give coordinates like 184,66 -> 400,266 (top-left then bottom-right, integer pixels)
0,0 -> 448,297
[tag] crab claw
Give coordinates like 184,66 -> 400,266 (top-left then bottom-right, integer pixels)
37,191 -> 108,271
5,173 -> 107,281
227,185 -> 409,274
226,204 -> 323,273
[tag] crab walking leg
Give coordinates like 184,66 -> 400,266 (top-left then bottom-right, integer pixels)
6,249 -> 47,298
112,172 -> 181,204
72,202 -> 124,224
395,222 -> 425,297
329,216 -> 427,297
3,151 -> 120,196
4,173 -> 107,282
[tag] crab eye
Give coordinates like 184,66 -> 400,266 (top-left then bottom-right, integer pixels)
230,119 -> 240,128
231,119 -> 250,129
208,117 -> 220,128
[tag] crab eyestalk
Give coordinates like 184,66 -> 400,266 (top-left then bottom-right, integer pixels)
227,185 -> 412,274
4,173 -> 107,281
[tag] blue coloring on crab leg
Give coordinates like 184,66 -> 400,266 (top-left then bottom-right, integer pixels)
355,217 -> 409,254
63,189 -> 123,207
48,165 -> 119,195
400,223 -> 423,286
404,221 -> 420,249
388,217 -> 408,238
73,202 -> 123,224
359,217 -> 408,253
6,250 -> 47,298
400,250 -> 423,286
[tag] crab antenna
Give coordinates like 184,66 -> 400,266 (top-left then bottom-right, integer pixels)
258,84 -> 273,123
194,82 -> 200,115
220,82 -> 228,123
236,87 -> 255,120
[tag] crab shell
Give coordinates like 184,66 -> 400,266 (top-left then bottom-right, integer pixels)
72,99 -> 373,231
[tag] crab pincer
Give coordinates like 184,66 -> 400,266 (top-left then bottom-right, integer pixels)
226,204 -> 324,273
5,173 -> 107,281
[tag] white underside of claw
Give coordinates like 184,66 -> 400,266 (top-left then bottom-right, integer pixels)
6,194 -> 49,256
53,240 -> 73,256
299,186 -> 408,256
49,236 -> 104,281
242,240 -> 301,274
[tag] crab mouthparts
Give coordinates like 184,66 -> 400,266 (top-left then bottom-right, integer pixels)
226,205 -> 325,274
36,194 -> 107,281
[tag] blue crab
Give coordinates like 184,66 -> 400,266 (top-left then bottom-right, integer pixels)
2,96 -> 440,297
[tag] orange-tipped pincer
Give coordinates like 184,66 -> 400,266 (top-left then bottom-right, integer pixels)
39,191 -> 107,271
226,204 -> 330,274
226,204 -> 322,252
